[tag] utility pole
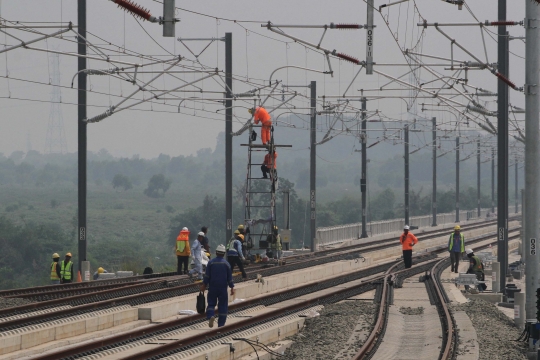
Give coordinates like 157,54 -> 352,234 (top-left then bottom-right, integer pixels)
492,147 -> 495,213
360,98 -> 368,238
77,0 -> 87,273
431,117 -> 437,227
524,0 -> 539,323
404,125 -> 409,226
515,157 -> 518,214
365,0 -> 374,74
477,138 -> 481,217
310,81 -> 317,251
225,33 -> 233,242
455,136 -> 460,223
497,0 -> 509,290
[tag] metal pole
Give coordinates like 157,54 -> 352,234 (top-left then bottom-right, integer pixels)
492,147 -> 495,213
361,98 -> 368,238
497,4 -> 509,290
365,0 -> 374,74
477,138 -> 481,218
456,136 -> 460,223
404,125 -> 409,225
77,0 -> 87,273
310,81 -> 317,251
432,117 -> 437,227
225,33 -> 233,242
521,188 -> 526,264
515,157 -> 518,214
524,0 -> 540,322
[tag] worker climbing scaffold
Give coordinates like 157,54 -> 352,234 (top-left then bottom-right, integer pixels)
241,105 -> 291,259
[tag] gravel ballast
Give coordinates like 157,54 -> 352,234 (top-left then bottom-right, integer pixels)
0,297 -> 33,309
399,306 -> 424,315
451,299 -> 528,360
282,301 -> 375,360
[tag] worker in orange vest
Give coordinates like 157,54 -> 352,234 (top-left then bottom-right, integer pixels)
249,107 -> 272,145
176,227 -> 191,275
261,150 -> 277,179
400,225 -> 418,269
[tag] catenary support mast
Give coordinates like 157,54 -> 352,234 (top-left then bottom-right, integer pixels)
477,138 -> 481,217
492,147 -> 495,213
404,125 -> 409,225
497,2 -> 509,291
455,136 -> 460,223
310,81 -> 317,251
432,117 -> 437,226
361,98 -> 368,238
77,0 -> 87,272
524,0 -> 540,322
225,33 -> 233,242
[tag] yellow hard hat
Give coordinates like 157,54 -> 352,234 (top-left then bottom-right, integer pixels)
238,234 -> 245,241
237,224 -> 244,230
52,253 -> 60,259
454,225 -> 461,231
65,252 -> 72,257
248,108 -> 253,114
234,230 -> 240,234
97,267 -> 104,274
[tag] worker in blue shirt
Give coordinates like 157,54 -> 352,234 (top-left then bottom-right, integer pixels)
200,244 -> 235,328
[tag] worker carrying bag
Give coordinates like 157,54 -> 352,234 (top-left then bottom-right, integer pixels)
196,291 -> 206,315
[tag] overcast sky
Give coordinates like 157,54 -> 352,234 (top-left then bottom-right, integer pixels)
0,0 -> 526,158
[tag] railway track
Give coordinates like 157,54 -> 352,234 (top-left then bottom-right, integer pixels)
0,216 -> 509,301
0,221 -> 515,333
353,231 -> 520,360
32,253 -> 438,360
29,227 -> 519,360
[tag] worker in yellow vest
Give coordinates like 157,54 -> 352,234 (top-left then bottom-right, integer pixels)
176,227 -> 191,275
60,252 -> 74,284
50,253 -> 61,284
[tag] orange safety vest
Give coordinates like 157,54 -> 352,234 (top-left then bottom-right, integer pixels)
400,232 -> 418,251
264,152 -> 278,169
176,229 -> 191,256
253,107 -> 271,126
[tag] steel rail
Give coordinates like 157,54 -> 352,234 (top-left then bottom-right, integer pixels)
31,229 -> 518,360
0,216 -> 510,299
0,220 -> 515,328
2,281 -> 137,301
119,259 -> 441,360
32,259 -> 403,360
430,257 -> 456,360
352,232 -> 520,360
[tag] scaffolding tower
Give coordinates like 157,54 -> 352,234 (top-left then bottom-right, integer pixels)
242,123 -> 291,254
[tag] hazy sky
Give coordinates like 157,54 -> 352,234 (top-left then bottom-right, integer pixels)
0,0 -> 526,158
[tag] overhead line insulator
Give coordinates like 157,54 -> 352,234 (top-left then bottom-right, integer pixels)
494,71 -> 518,90
489,21 -> 519,26
112,0 -> 157,22
336,24 -> 362,30
337,53 -> 361,65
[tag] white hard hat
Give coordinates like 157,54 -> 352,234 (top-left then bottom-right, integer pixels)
216,244 -> 226,253
198,231 -> 205,236
404,225 -> 410,230
182,227 -> 188,231
465,248 -> 473,254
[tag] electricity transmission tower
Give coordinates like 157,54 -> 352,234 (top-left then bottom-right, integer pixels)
45,53 -> 67,154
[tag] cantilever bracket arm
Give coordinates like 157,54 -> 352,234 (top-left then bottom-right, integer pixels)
269,66 -> 330,85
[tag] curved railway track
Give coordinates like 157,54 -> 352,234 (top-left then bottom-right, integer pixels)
353,231 -> 520,360
29,227 -> 519,360
0,223 -> 517,333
